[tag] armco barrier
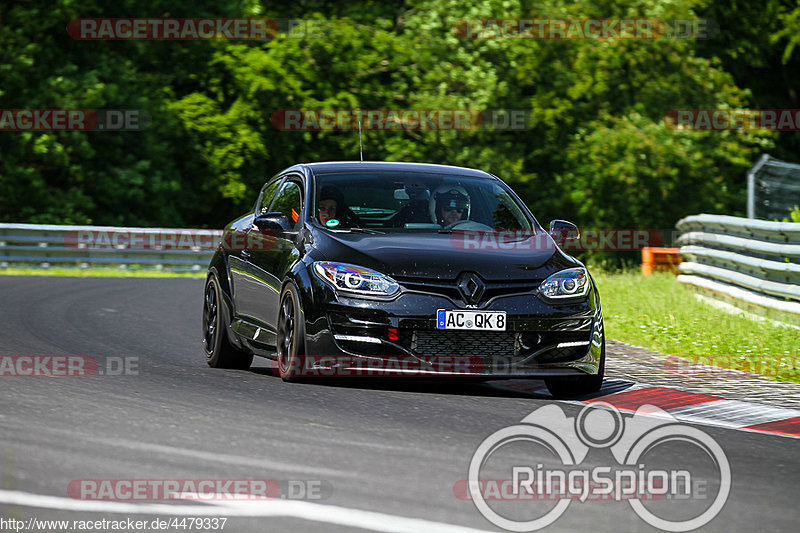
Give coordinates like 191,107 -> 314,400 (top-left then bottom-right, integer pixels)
675,214 -> 800,319
0,223 -> 222,271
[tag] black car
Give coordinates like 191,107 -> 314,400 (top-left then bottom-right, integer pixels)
202,162 -> 605,396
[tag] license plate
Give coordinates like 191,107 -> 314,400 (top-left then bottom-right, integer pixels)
436,310 -> 507,331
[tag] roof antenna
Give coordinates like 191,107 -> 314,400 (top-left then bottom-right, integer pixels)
358,120 -> 363,162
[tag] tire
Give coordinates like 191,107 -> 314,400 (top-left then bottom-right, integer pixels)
276,282 -> 305,381
544,336 -> 605,398
202,276 -> 253,369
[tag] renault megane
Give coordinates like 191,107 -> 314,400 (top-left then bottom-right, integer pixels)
202,162 -> 605,397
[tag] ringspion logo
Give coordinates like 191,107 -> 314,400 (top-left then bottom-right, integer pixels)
465,403 -> 730,531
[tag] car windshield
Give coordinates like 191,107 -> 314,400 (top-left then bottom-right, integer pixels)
312,172 -> 535,233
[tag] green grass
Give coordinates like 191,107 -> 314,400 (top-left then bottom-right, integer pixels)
594,271 -> 800,383
0,267 -> 205,278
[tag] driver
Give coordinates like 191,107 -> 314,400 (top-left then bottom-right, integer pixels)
317,185 -> 362,228
430,185 -> 470,227
318,186 -> 343,226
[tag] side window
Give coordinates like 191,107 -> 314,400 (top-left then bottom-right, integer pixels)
270,181 -> 303,230
257,179 -> 283,214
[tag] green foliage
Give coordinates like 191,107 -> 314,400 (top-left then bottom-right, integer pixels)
694,0 -> 800,162
782,206 -> 800,223
561,112 -> 767,229
771,2 -> 800,64
0,0 -> 789,242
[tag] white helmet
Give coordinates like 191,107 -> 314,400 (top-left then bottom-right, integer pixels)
429,185 -> 471,225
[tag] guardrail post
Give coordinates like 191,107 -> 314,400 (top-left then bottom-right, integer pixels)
747,154 -> 771,219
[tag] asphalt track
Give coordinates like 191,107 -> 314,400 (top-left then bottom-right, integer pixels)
0,276 -> 797,532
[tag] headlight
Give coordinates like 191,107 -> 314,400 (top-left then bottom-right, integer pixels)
313,261 -> 399,296
538,267 -> 590,300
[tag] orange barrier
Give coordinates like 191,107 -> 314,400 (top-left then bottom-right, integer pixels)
641,247 -> 681,276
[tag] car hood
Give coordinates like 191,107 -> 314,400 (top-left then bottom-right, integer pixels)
310,230 -> 577,281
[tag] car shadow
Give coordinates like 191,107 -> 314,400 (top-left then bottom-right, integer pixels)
248,364 -> 635,401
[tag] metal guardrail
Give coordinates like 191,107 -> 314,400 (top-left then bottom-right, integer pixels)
676,214 -> 800,318
0,223 -> 221,271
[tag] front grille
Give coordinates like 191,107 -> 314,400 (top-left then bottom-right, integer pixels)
398,280 -> 461,301
396,276 -> 538,306
411,330 -> 515,358
409,329 -> 592,364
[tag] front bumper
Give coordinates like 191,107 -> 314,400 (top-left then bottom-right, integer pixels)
299,284 -> 604,379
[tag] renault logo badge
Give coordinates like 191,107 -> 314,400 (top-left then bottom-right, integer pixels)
457,273 -> 485,304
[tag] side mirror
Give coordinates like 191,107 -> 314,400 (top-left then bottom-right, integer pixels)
254,212 -> 293,236
549,219 -> 580,244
